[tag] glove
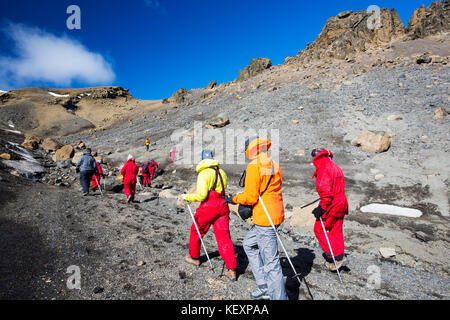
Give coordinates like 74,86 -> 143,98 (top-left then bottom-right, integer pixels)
224,195 -> 236,205
312,205 -> 326,219
76,167 -> 80,173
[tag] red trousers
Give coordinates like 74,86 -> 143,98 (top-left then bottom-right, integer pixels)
188,191 -> 237,270
170,152 -> 175,163
91,174 -> 101,188
123,183 -> 136,201
142,174 -> 151,187
314,215 -> 345,260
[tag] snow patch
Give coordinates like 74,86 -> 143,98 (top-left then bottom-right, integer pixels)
2,141 -> 45,175
1,128 -> 22,134
361,204 -> 422,218
48,91 -> 69,98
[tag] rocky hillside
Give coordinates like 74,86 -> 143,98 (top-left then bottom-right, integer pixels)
0,86 -> 166,137
0,1 -> 449,300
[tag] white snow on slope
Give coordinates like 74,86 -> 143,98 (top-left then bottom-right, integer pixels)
361,204 -> 422,218
48,91 -> 69,98
0,90 -> 7,93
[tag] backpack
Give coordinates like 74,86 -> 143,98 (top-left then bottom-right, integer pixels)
143,163 -> 150,175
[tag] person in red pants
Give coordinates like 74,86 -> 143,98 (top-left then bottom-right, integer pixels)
121,154 -> 139,203
141,162 -> 152,187
170,146 -> 178,164
148,159 -> 158,179
180,150 -> 237,281
91,161 -> 104,192
311,148 -> 349,271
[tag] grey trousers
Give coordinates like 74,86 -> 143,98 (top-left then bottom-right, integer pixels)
243,224 -> 288,300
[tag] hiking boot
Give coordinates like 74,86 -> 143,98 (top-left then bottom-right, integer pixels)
184,254 -> 200,266
224,269 -> 237,282
83,192 -> 88,196
325,256 -> 347,271
127,195 -> 132,203
251,285 -> 270,300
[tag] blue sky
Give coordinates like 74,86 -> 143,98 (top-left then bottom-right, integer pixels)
0,0 -> 436,99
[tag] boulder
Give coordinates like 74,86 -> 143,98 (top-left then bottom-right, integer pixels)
56,160 -> 72,169
71,151 -> 84,165
433,107 -> 447,120
158,189 -> 178,199
168,88 -> 188,104
21,136 -> 40,150
42,138 -> 61,152
54,145 -> 74,162
387,114 -> 403,121
351,130 -> 391,153
207,114 -> 230,128
236,58 -> 272,82
206,80 -> 217,89
0,153 -> 11,160
379,247 -> 396,258
406,2 -> 450,40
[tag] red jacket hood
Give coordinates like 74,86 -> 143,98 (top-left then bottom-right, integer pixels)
312,149 -> 333,178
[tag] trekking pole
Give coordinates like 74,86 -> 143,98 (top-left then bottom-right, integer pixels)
186,202 -> 215,272
258,195 -> 303,286
319,217 -> 343,283
94,176 -> 103,195
301,198 -> 320,209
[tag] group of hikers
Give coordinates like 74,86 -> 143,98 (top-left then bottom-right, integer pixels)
76,136 -> 349,300
180,137 -> 349,300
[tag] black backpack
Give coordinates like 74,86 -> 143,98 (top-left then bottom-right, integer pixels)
143,163 -> 150,175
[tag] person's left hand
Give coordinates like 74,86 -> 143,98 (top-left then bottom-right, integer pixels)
224,194 -> 236,205
312,205 -> 326,219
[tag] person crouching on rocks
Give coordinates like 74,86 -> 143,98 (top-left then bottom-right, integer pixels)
225,137 -> 288,300
180,150 -> 237,281
121,154 -> 139,203
91,160 -> 104,193
76,148 -> 97,196
311,148 -> 349,271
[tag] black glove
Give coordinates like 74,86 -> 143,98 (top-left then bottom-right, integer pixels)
312,205 -> 326,219
224,195 -> 236,205
76,167 -> 80,173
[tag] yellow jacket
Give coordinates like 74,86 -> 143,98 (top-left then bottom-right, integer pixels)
233,140 -> 284,227
185,159 -> 227,202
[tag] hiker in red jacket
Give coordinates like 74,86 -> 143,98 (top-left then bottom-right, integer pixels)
91,161 -> 104,192
121,154 -> 139,203
311,149 -> 349,271
170,146 -> 178,164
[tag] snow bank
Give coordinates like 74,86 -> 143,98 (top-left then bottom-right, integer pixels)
48,91 -> 69,98
360,204 -> 422,218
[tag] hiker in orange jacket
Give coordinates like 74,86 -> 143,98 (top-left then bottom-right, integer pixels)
121,154 -> 139,203
225,137 -> 288,300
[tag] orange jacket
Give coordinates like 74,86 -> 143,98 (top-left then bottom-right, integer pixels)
233,140 -> 284,227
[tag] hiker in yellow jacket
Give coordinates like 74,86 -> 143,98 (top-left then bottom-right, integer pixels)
181,150 -> 237,281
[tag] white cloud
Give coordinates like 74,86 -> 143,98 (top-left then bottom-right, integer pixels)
0,23 -> 115,90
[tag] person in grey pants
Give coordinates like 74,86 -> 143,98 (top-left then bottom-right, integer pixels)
76,148 -> 97,196
243,225 -> 288,300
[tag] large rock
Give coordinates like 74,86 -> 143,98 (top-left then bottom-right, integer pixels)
21,136 -> 40,150
207,113 -> 230,128
433,107 -> 447,119
158,189 -> 178,199
351,130 -> 391,153
168,88 -> 188,104
406,1 -> 450,40
206,80 -> 217,89
54,145 -> 74,162
71,151 -> 84,165
296,7 -> 405,63
41,138 -> 61,152
236,58 -> 272,82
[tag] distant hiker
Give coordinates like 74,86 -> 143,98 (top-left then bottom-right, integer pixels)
121,154 -> 139,203
76,148 -> 97,196
170,146 -> 178,164
311,148 -> 349,271
141,161 -> 152,187
181,150 -> 237,281
91,161 -> 104,192
148,159 -> 158,178
77,140 -> 86,149
225,137 -> 288,300
145,137 -> 150,151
